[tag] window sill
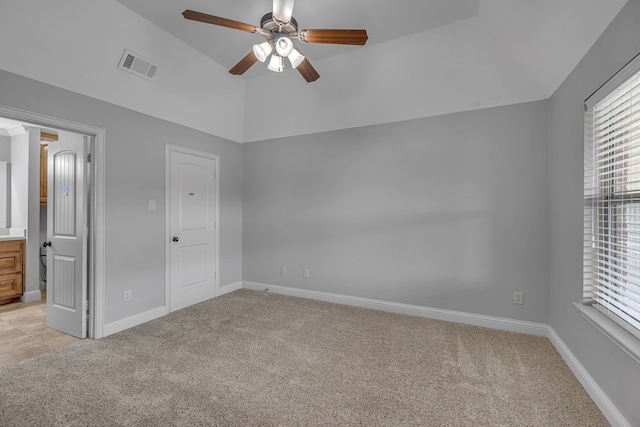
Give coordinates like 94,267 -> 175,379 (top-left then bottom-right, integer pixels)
574,303 -> 640,364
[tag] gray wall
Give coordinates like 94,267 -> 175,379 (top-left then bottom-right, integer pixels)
243,100 -> 549,323
24,128 -> 41,299
0,135 -> 10,161
7,129 -> 40,298
10,132 -> 28,229
0,68 -> 243,324
548,0 -> 640,423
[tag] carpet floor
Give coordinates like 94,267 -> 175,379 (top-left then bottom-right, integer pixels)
0,289 -> 608,426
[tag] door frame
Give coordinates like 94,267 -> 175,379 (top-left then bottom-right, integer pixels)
165,145 -> 220,314
0,104 -> 106,339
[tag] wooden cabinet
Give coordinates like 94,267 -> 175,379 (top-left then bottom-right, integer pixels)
40,132 -> 57,206
40,143 -> 48,206
0,239 -> 25,304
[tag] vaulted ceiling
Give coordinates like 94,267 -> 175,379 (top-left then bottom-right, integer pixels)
0,0 -> 630,141
114,0 -> 480,79
114,0 -> 627,95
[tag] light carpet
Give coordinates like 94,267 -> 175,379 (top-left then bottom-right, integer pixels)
0,289 -> 608,426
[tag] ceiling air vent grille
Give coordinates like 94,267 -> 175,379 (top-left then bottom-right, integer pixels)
118,49 -> 158,80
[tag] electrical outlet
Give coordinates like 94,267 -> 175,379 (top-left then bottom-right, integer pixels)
124,290 -> 132,302
513,292 -> 524,305
303,268 -> 310,279
280,266 -> 287,276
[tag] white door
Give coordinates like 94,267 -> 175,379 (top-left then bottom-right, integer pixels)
168,149 -> 217,312
46,131 -> 88,338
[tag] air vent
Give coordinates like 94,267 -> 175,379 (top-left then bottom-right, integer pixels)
118,49 -> 158,80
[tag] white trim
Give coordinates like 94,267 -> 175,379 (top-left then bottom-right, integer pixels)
242,282 -> 548,336
0,104 -> 106,340
164,146 -> 173,314
574,303 -> 640,364
218,281 -> 242,296
92,132 -> 106,339
20,290 -> 42,303
102,306 -> 166,337
165,145 -> 220,313
548,327 -> 631,427
105,281 -> 239,337
164,147 -> 171,316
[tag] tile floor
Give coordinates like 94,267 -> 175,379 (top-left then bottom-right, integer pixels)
0,293 -> 80,367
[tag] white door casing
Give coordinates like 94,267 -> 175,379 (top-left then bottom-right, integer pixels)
167,147 -> 218,312
46,131 -> 88,338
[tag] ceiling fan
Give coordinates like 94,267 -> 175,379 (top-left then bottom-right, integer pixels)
182,0 -> 368,82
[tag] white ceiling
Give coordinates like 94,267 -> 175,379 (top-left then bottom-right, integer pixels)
114,0 -> 480,78
0,117 -> 59,135
0,0 -> 629,142
0,117 -> 24,130
0,117 -> 26,134
113,0 -> 628,95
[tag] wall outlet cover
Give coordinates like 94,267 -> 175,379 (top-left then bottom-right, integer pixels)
513,292 -> 524,305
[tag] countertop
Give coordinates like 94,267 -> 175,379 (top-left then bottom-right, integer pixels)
0,228 -> 26,241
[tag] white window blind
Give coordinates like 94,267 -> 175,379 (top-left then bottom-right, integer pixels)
584,60 -> 640,341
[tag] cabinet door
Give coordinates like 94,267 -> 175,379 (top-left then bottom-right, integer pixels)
0,240 -> 23,254
0,251 -> 22,274
40,143 -> 48,205
0,273 -> 23,301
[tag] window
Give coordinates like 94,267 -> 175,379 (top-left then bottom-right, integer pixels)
584,54 -> 640,348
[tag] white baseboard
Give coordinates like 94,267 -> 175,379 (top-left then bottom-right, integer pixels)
548,327 -> 630,427
102,281 -> 243,337
20,290 -> 42,303
242,282 -> 548,337
103,306 -> 166,338
218,281 -> 242,296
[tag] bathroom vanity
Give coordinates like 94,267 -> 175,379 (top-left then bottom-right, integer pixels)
0,235 -> 25,304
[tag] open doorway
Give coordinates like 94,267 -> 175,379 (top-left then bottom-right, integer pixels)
0,105 -> 105,366
0,118 -> 90,364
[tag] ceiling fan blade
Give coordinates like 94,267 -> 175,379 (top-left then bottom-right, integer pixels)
273,0 -> 295,24
229,51 -> 259,75
182,10 -> 257,33
299,29 -> 368,45
296,57 -> 320,83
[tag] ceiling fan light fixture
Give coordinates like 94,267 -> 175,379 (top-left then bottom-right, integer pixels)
182,4 -> 368,82
267,54 -> 284,72
288,49 -> 305,69
275,36 -> 294,57
252,42 -> 272,63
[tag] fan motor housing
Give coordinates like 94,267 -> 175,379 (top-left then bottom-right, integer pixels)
260,12 -> 298,35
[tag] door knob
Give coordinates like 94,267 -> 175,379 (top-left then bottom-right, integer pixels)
172,237 -> 179,242
42,241 -> 52,247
